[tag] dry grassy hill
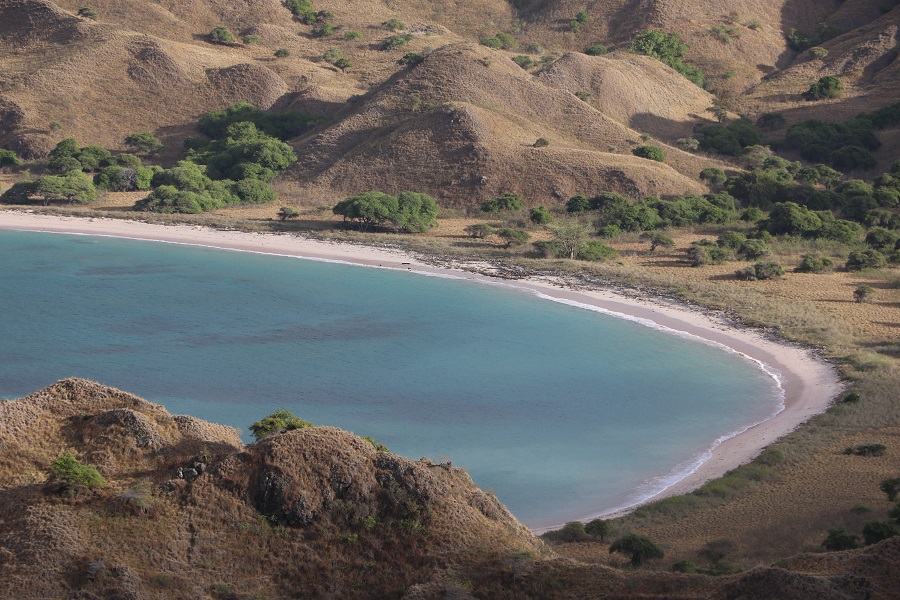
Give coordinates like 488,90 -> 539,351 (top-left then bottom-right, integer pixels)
2,378 -> 898,599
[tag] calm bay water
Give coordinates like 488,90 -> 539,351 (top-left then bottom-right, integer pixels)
0,230 -> 781,527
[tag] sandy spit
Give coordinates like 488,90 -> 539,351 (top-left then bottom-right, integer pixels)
0,211 -> 843,529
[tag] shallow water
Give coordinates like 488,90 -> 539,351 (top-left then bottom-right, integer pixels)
0,230 -> 781,527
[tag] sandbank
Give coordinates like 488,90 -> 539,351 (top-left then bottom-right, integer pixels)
0,210 -> 843,528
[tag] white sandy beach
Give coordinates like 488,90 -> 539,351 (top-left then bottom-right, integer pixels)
0,210 -> 843,527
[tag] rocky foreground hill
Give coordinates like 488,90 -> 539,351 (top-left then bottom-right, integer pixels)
0,378 -> 898,599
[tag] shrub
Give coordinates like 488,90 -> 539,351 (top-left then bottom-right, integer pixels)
575,11 -> 590,25
278,206 -> 300,221
676,137 -> 699,151
533,137 -> 550,147
0,149 -> 21,168
249,408 -> 312,440
843,442 -> 885,456
125,132 -> 163,154
735,261 -> 784,280
529,205 -> 552,225
831,146 -> 877,171
209,26 -> 234,45
853,285 -> 876,303
795,253 -> 834,273
232,178 -> 277,204
77,7 -> 98,20
597,224 -> 622,238
578,240 -> 617,261
629,30 -> 704,86
242,34 -> 261,44
786,28 -> 817,52
512,55 -> 534,68
480,32 -> 516,50
284,0 -> 313,17
756,112 -> 786,130
641,231 -> 675,252
382,18 -> 405,31
846,250 -> 887,271
866,227 -> 898,250
312,23 -> 336,37
382,34 -> 412,51
482,192 -> 523,212
575,90 -> 591,101
672,560 -> 696,573
842,391 -> 861,403
862,519 -> 900,545
809,46 -> 829,58
697,119 -> 761,155
566,195 -> 591,213
274,48 -> 291,58
700,168 -> 727,186
881,478 -> 900,502
804,75 -> 843,101
344,30 -> 362,40
397,52 -> 424,66
48,453 -> 106,489
738,239 -> 771,259
585,44 -> 607,56
632,145 -> 664,162
609,533 -> 664,567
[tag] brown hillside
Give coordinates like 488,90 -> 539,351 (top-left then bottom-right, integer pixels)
285,43 -> 716,206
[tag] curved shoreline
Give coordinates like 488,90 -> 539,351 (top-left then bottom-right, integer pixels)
0,211 -> 844,529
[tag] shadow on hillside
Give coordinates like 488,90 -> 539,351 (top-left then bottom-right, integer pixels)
629,112 -> 704,142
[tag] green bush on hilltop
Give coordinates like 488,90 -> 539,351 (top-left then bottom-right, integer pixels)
249,408 -> 312,440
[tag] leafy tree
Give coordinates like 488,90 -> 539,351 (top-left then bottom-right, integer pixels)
615,203 -> 663,232
209,26 -> 235,45
333,191 -> 398,230
804,75 -> 843,101
278,206 -> 300,221
75,145 -> 111,171
482,192 -> 523,212
232,178 -> 277,204
697,119 -> 761,155
559,521 -> 587,541
497,228 -> 530,248
880,478 -> 900,501
530,205 -> 552,225
765,202 -> 822,236
197,103 -> 313,141
284,0 -> 313,17
866,227 -> 898,250
547,220 -> 592,259
585,518 -> 613,541
609,533 -> 664,567
200,122 -> 297,181
249,408 -> 312,440
632,145 -> 664,162
393,191 -> 439,232
34,172 -> 97,205
578,240 -> 617,261
48,453 -> 105,489
862,519 -> 900,545
566,195 -> 592,213
641,231 -> 675,252
125,132 -> 163,155
464,223 -> 494,239
738,239 -> 771,259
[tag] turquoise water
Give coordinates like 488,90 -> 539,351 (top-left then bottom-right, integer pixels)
0,230 -> 781,528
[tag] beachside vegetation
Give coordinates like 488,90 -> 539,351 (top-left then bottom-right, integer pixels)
333,191 -> 439,232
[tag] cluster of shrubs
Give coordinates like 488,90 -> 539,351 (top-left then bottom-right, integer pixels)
333,191 -> 439,232
628,30 -> 705,88
821,478 -> 900,551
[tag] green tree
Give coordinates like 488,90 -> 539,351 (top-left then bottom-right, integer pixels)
464,223 -> 494,239
333,191 -> 399,231
559,521 -> 587,541
628,30 -> 704,86
249,408 -> 312,440
821,528 -> 859,551
609,533 -> 664,567
585,518 -> 613,541
35,172 -> 97,205
700,168 -> 727,186
209,26 -> 235,45
393,191 -> 439,232
641,231 -> 675,253
735,261 -> 784,280
795,253 -> 834,273
585,44 -> 607,55
846,249 -> 887,271
497,228 -> 530,248
274,48 -> 291,58
125,132 -> 163,155
547,220 -> 592,259
48,453 -> 106,489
